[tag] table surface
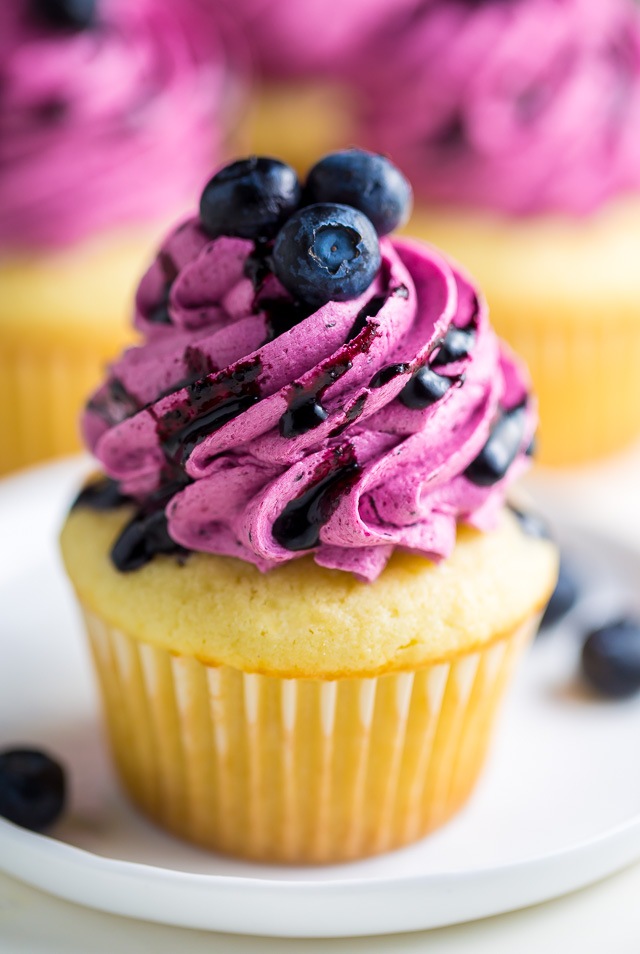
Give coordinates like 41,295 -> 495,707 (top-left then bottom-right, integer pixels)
3,443 -> 640,951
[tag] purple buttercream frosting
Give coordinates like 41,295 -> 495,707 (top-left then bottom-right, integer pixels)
0,0 -> 243,250
82,216 -> 534,582
354,0 -> 640,215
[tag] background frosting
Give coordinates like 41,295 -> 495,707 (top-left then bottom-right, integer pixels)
0,0 -> 242,250
83,220 -> 534,581
353,0 -> 640,215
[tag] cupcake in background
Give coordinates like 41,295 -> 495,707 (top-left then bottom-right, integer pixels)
223,0 -> 416,173
0,0 -> 244,475
353,0 -> 640,465
61,151 -> 557,862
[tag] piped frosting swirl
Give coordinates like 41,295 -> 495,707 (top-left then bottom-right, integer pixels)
354,0 -> 640,215
83,217 -> 534,581
0,0 -> 241,250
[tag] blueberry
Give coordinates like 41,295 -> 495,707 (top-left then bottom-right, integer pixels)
539,560 -> 578,630
465,403 -> 528,487
199,157 -> 301,241
399,366 -> 455,410
272,204 -> 381,307
305,149 -> 412,236
0,749 -> 66,831
582,619 -> 640,698
32,0 -> 97,29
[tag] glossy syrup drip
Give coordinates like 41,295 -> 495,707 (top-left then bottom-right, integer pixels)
278,288 -> 390,439
147,251 -> 180,325
72,476 -> 131,511
272,446 -> 361,551
86,379 -> 139,425
465,402 -> 528,486
156,356 -> 263,464
111,510 -> 187,572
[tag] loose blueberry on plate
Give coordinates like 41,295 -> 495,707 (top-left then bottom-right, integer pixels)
0,749 -> 66,831
200,157 -> 301,241
581,619 -> 640,698
305,149 -> 413,236
272,203 -> 381,307
33,0 -> 97,29
539,559 -> 579,630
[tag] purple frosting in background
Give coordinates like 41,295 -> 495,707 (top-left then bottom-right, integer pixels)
83,220 -> 534,582
222,0 -> 419,78
0,0 -> 245,250
352,0 -> 640,215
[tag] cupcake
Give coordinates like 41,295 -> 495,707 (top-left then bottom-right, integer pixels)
0,0 -> 243,475
60,151 -> 558,863
353,0 -> 640,465
230,0 -> 416,174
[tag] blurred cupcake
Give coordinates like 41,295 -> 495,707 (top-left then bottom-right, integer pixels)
354,0 -> 640,465
0,0 -> 244,474
61,151 -> 557,862
228,0 -> 417,173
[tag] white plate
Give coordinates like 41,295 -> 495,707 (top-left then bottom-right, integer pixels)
1,458 -> 640,938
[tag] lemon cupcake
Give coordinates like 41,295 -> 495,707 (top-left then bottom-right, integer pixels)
0,0 -> 244,474
61,151 -> 557,862
353,0 -> 640,465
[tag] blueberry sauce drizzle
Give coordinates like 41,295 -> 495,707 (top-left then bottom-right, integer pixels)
399,366 -> 458,409
272,446 -> 361,551
369,363 -> 409,389
72,476 -> 131,511
465,401 -> 528,486
431,324 -> 476,367
155,357 -> 263,464
73,472 -> 192,572
147,251 -> 180,325
278,296 -> 385,439
86,379 -> 139,424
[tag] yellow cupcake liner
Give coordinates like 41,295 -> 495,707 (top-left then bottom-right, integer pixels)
0,339 -> 124,475
82,607 -> 537,863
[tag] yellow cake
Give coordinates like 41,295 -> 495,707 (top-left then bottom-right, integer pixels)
61,503 -> 557,862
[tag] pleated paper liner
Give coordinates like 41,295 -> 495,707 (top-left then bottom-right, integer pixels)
83,608 -> 538,864
0,341 -> 112,475
490,302 -> 640,466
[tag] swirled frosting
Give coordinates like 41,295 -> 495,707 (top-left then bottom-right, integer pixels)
354,0 -> 640,215
82,217 -> 534,581
0,0 -> 241,250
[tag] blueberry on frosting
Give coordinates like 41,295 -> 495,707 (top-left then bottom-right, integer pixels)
32,0 -> 97,30
305,149 -> 412,236
200,157 -> 301,241
272,203 -> 381,307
